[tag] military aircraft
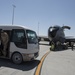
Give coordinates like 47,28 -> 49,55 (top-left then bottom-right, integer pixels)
39,25 -> 75,50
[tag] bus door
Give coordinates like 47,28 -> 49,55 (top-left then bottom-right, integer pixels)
0,29 -> 2,55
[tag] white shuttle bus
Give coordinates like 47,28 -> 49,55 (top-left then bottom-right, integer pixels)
0,25 -> 39,64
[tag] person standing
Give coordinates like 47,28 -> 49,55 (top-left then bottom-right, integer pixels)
1,30 -> 9,56
71,42 -> 74,51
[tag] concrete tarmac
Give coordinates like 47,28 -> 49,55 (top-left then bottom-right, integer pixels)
0,41 -> 75,75
41,49 -> 75,75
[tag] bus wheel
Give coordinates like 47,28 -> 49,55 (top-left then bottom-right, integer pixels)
12,52 -> 23,64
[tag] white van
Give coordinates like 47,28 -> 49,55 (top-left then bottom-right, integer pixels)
0,25 -> 39,64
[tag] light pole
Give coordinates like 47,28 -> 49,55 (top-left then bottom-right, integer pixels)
12,5 -> 16,25
38,22 -> 40,36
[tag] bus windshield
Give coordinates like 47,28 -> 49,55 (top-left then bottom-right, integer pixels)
26,30 -> 38,44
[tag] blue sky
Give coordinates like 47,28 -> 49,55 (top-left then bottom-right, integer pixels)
0,0 -> 75,36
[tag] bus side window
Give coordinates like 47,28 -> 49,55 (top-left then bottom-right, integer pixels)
12,32 -> 18,42
11,29 -> 27,49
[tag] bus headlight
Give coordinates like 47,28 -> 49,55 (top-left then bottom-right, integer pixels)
29,54 -> 34,57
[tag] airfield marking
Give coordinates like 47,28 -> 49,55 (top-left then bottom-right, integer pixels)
34,51 -> 50,75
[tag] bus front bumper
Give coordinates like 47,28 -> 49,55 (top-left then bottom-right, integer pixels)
22,52 -> 39,61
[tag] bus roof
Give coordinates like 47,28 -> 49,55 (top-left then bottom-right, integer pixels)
0,25 -> 31,30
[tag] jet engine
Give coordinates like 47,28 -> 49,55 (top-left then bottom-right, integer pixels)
48,25 -> 70,50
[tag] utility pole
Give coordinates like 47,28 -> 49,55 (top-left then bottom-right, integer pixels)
12,5 -> 16,25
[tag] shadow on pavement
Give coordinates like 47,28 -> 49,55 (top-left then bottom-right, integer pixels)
50,47 -> 75,52
0,58 -> 40,71
51,49 -> 69,52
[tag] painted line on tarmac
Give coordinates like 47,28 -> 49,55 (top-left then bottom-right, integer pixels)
34,51 -> 50,75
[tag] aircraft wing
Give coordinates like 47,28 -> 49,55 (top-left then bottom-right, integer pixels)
39,36 -> 75,42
